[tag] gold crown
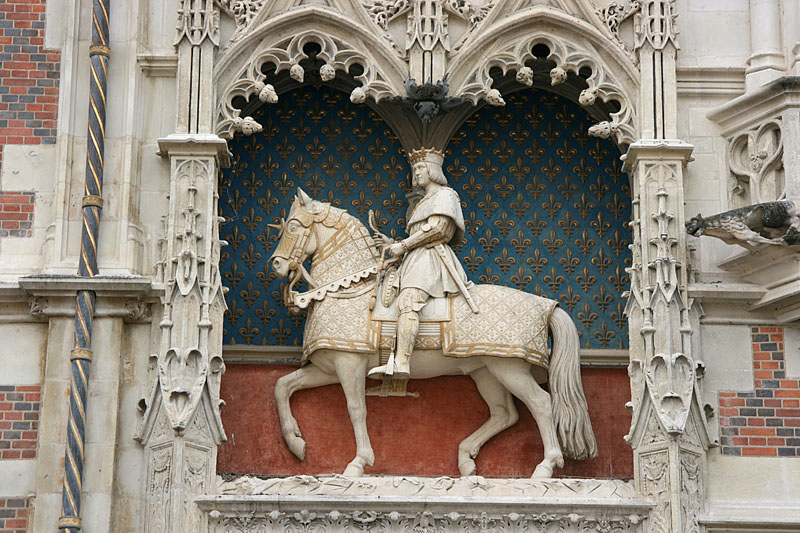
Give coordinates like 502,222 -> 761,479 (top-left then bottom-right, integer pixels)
407,147 -> 444,166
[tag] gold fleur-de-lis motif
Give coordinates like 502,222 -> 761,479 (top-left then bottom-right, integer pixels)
256,231 -> 278,256
352,154 -> 373,179
239,281 -> 260,307
382,191 -> 404,216
240,244 -> 262,269
539,92 -> 558,110
223,261 -> 245,290
449,129 -> 467,146
290,118 -> 311,141
290,154 -> 311,180
478,122 -> 498,145
575,229 -> 596,255
258,154 -> 280,181
510,229 -> 531,254
510,192 -> 531,218
242,171 -> 262,197
306,100 -> 326,125
577,303 -> 598,329
462,247 -> 483,274
540,122 -> 561,146
351,190 -> 372,215
526,248 -> 548,274
238,318 -> 259,344
510,266 -> 532,290
383,127 -> 400,144
306,136 -> 326,160
525,174 -> 546,200
557,175 -> 577,200
572,157 -> 593,183
493,175 -> 514,201
478,193 -> 499,217
464,211 -> 483,236
558,248 -> 580,274
273,172 -> 294,195
336,137 -> 358,161
492,139 -> 513,164
542,229 -> 564,254
606,157 -> 623,184
541,157 -> 562,182
524,140 -> 545,164
509,156 -> 530,182
276,101 -> 296,124
446,157 -> 467,182
275,136 -> 295,160
322,90 -> 342,107
257,189 -> 279,215
241,208 -> 262,232
526,212 -> 546,237
462,140 -> 483,164
558,210 -> 579,237
576,266 -> 597,292
463,175 -> 483,201
335,172 -> 356,197
368,173 -> 388,196
556,140 -> 578,165
493,211 -> 515,237
589,139 -> 611,165
225,298 -> 244,325
492,107 -> 513,128
223,225 -> 246,252
478,266 -> 500,284
383,154 -> 404,180
225,188 -> 246,213
606,192 -> 627,219
242,135 -> 263,158
478,157 -> 498,181
255,262 -> 276,289
322,117 -> 342,142
321,154 -> 342,179
478,228 -> 500,255
294,91 -> 313,108
304,172 -> 325,197
559,286 -> 581,312
542,193 -> 563,218
608,266 -> 629,293
589,175 -> 610,202
255,300 -> 276,326
494,247 -> 516,275
524,107 -> 544,129
572,124 -> 589,147
590,212 -> 612,237
271,319 -> 291,345
610,302 -> 626,329
593,285 -> 613,312
607,230 -> 629,256
337,102 -> 358,124
261,117 -> 279,143
229,153 -> 246,181
574,192 -> 595,218
509,123 -> 530,145
368,138 -> 388,161
593,321 -> 616,348
555,104 -> 576,129
352,118 -> 373,143
544,266 -> 565,293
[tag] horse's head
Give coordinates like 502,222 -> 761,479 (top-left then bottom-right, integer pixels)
269,188 -> 321,278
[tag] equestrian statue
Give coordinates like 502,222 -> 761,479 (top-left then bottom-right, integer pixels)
269,148 -> 597,478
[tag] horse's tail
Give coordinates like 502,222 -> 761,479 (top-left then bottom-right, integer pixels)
548,306 -> 598,460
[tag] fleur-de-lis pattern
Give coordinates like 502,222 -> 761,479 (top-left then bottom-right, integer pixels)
220,87 -> 630,349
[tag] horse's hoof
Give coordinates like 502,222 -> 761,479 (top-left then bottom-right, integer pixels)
458,458 -> 477,477
343,461 -> 364,478
531,463 -> 554,479
287,436 -> 306,461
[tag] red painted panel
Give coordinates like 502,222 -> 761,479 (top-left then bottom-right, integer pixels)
217,364 -> 633,479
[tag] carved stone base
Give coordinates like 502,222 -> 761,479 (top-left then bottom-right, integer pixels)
198,475 -> 652,532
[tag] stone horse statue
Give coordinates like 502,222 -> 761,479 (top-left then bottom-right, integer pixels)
270,189 -> 597,478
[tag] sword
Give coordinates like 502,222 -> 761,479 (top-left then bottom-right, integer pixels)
433,243 -> 479,314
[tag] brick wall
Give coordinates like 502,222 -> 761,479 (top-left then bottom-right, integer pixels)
0,191 -> 34,236
0,498 -> 29,533
718,327 -> 800,457
0,385 -> 40,460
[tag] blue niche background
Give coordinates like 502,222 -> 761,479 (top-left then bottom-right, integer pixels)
220,86 -> 630,349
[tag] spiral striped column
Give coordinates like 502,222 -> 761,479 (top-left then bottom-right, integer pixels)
58,0 -> 110,530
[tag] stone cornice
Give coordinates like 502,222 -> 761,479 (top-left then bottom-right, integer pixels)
621,139 -> 695,172
706,76 -> 800,136
157,134 -> 232,167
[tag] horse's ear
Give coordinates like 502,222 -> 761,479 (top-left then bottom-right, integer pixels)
297,188 -> 312,206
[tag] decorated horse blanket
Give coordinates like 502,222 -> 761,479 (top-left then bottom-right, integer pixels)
301,284 -> 557,370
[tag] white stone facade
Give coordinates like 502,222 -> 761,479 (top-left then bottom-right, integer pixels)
0,0 -> 799,531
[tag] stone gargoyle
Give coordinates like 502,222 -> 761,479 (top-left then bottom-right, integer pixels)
685,200 -> 800,252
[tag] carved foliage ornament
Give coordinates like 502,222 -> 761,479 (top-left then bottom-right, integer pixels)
728,120 -> 784,206
216,32 -> 395,138
362,0 -> 494,32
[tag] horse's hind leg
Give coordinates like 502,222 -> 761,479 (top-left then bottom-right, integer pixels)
458,367 -> 519,476
332,352 -> 374,477
275,363 -> 339,461
485,357 -> 564,479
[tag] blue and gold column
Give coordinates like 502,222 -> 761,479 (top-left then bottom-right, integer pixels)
58,0 -> 110,530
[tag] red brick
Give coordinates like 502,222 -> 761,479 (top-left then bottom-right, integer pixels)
785,418 -> 800,427
780,380 -> 800,389
20,449 -> 35,459
5,519 -> 27,528
770,333 -> 783,341
754,370 -> 773,379
11,440 -> 36,449
15,386 -> 39,393
761,361 -> 780,370
776,390 -> 800,398
740,427 -> 775,436
749,437 -> 766,445
747,417 -> 766,426
719,408 -> 739,417
21,431 -> 36,440
2,450 -> 21,459
753,352 -> 771,361
731,437 -> 748,446
742,447 -> 777,456
2,221 -> 21,230
784,400 -> 800,408
0,212 -> 28,221
767,437 -> 785,446
765,399 -> 782,407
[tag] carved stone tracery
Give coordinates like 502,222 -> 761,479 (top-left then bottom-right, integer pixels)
727,119 -> 785,207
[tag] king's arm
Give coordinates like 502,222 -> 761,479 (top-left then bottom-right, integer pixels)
399,215 -> 456,252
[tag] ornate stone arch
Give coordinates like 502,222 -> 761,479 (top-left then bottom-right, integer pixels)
213,6 -> 408,139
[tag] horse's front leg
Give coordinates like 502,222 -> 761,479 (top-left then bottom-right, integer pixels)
275,363 -> 339,461
332,351 -> 374,477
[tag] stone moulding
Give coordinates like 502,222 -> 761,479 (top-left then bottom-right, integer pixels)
198,476 -> 652,532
